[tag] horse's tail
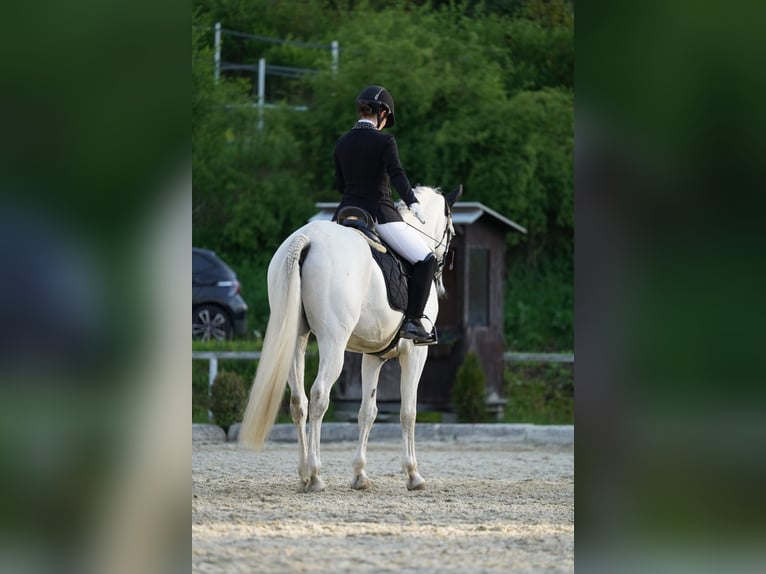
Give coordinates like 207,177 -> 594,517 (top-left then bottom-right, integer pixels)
239,233 -> 310,450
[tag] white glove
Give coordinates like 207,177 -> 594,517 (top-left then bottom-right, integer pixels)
409,202 -> 426,224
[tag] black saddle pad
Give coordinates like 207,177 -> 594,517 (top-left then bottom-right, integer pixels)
370,248 -> 411,313
336,212 -> 411,313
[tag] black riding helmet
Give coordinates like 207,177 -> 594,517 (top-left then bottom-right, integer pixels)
356,85 -> 396,128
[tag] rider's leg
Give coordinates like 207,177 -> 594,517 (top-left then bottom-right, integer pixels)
376,221 -> 430,264
376,222 -> 437,344
400,254 -> 437,344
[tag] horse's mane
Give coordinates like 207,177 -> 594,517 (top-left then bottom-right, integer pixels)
396,186 -> 442,214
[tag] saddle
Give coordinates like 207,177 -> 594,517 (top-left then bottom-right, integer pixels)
336,206 -> 411,313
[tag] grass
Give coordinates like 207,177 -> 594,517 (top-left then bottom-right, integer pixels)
416,411 -> 443,423
192,338 -> 262,352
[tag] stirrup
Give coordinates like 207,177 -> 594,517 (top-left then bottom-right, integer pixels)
413,331 -> 438,346
400,317 -> 438,346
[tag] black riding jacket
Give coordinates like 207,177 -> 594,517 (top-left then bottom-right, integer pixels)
333,121 -> 417,223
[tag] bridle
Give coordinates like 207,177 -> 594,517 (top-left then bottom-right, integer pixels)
405,196 -> 456,284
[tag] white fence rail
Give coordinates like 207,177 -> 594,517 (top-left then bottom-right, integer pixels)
502,352 -> 574,364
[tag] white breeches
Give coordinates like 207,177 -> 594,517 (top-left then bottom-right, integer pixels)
376,221 -> 432,264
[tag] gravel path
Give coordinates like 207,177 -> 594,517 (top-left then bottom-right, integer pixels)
192,439 -> 573,573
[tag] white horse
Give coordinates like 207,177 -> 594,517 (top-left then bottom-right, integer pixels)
239,185 -> 461,492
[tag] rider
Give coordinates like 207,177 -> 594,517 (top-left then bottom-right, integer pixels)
332,85 -> 437,345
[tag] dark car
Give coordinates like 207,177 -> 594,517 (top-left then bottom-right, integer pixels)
193,247 -> 248,340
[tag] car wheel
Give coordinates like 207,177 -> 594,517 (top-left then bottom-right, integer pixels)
193,305 -> 233,341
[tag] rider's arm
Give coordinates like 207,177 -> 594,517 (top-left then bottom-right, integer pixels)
382,136 -> 417,206
334,150 -> 345,194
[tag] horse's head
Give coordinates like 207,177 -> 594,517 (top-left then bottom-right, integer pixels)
398,184 -> 463,298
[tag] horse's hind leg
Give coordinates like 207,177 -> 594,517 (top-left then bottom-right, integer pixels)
288,329 -> 311,489
351,354 -> 386,490
399,347 -> 428,490
305,338 -> 346,492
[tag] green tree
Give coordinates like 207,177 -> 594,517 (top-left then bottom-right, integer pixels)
465,88 -> 574,261
192,13 -> 251,247
451,352 -> 488,422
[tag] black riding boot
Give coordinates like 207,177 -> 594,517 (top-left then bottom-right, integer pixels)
400,253 -> 438,345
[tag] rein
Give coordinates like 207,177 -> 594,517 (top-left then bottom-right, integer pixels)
404,220 -> 452,252
404,201 -> 455,279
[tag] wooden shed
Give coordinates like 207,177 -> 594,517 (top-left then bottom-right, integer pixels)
309,201 -> 526,417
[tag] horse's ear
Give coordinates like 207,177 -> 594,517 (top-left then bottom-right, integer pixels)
445,184 -> 463,207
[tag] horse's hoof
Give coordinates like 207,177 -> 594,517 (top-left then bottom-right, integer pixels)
351,474 -> 370,490
303,475 -> 326,493
406,476 -> 426,491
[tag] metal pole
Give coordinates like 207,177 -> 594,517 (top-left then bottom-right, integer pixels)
208,356 -> 218,388
214,22 -> 221,82
331,40 -> 339,76
257,57 -> 265,130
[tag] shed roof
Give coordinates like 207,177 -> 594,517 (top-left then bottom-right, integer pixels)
311,201 -> 527,234
450,202 -> 527,234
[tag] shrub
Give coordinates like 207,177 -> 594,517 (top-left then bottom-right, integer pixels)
192,362 -> 210,423
451,352 -> 488,422
210,370 -> 247,431
503,363 -> 573,424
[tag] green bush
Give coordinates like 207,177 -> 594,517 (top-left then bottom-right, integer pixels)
192,362 -> 210,423
210,371 -> 247,431
451,352 -> 488,423
193,351 -> 257,424
505,255 -> 573,351
503,363 -> 573,424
